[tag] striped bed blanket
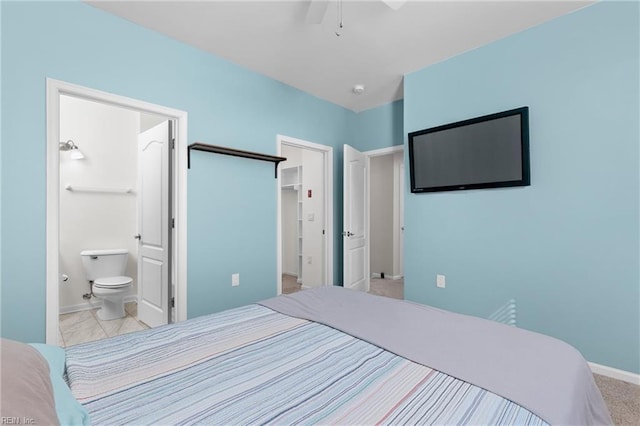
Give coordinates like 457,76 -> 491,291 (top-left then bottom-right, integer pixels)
65,304 -> 547,425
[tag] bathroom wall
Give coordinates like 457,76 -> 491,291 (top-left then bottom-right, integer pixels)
140,112 -> 168,133
59,95 -> 139,312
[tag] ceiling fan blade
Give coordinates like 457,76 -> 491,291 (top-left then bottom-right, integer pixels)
381,0 -> 406,11
306,0 -> 330,24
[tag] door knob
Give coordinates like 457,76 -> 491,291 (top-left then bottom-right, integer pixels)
134,234 -> 141,240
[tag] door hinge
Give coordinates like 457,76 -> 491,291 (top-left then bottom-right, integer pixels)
322,229 -> 325,235
171,139 -> 175,149
171,297 -> 175,308
172,218 -> 175,228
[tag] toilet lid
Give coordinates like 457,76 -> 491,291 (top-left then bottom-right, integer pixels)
94,276 -> 132,288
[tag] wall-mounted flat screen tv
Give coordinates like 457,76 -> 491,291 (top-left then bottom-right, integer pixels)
408,107 -> 530,193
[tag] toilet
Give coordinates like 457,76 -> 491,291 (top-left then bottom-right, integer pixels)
80,249 -> 133,321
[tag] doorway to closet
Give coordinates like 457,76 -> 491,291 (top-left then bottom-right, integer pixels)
277,135 -> 333,295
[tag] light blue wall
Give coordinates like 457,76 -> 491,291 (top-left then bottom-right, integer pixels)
3,1 -> 638,375
404,2 -> 639,373
0,1 -> 353,341
351,100 -> 404,151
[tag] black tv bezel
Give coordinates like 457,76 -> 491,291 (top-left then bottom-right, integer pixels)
407,106 -> 530,194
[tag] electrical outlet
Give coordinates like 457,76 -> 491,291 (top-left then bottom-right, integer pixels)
232,273 -> 240,286
436,274 -> 446,288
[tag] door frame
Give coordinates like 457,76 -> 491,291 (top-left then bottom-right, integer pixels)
364,145 -> 404,280
45,78 -> 188,344
276,135 -> 333,294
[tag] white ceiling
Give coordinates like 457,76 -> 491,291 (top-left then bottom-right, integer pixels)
88,0 -> 593,112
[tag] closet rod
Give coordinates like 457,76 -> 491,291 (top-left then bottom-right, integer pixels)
188,142 -> 287,178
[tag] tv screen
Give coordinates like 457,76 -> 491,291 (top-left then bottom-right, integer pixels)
408,107 -> 530,193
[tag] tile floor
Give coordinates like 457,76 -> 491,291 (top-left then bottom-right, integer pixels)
58,302 -> 149,347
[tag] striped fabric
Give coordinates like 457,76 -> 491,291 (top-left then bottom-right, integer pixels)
65,305 -> 547,425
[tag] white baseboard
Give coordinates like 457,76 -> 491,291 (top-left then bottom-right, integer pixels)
371,273 -> 403,280
60,295 -> 138,315
589,361 -> 640,385
60,301 -> 101,314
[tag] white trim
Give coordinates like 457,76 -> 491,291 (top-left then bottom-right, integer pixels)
392,155 -> 404,279
46,78 -> 188,345
589,362 -> 640,385
46,81 -> 61,345
364,145 -> 404,158
276,135 -> 334,295
59,295 -> 138,315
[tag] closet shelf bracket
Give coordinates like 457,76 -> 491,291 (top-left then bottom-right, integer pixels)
188,142 -> 287,178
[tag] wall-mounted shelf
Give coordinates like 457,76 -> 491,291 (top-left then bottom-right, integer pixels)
188,142 -> 287,178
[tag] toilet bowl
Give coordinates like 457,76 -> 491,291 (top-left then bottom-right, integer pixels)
92,276 -> 133,320
81,249 -> 133,321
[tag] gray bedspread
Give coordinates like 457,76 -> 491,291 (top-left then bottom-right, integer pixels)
260,286 -> 612,426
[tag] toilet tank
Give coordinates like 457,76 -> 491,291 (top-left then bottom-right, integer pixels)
80,249 -> 129,281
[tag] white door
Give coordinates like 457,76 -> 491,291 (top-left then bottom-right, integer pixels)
137,121 -> 172,328
302,148 -> 325,288
343,144 -> 369,292
399,162 -> 404,276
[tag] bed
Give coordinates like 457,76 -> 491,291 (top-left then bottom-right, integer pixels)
1,287 -> 612,425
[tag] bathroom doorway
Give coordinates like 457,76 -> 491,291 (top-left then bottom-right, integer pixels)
46,79 -> 188,346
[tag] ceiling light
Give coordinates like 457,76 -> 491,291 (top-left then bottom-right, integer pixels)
382,0 -> 407,11
352,85 -> 365,94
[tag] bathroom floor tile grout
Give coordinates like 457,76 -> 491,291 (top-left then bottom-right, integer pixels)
58,327 -> 66,347
90,308 -> 112,337
60,302 -> 149,346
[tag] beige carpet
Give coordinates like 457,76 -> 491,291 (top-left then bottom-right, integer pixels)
282,274 -> 302,294
283,276 -> 638,424
368,277 -> 404,299
594,374 -> 640,425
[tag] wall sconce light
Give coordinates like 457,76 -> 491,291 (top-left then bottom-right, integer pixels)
59,140 -> 85,160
